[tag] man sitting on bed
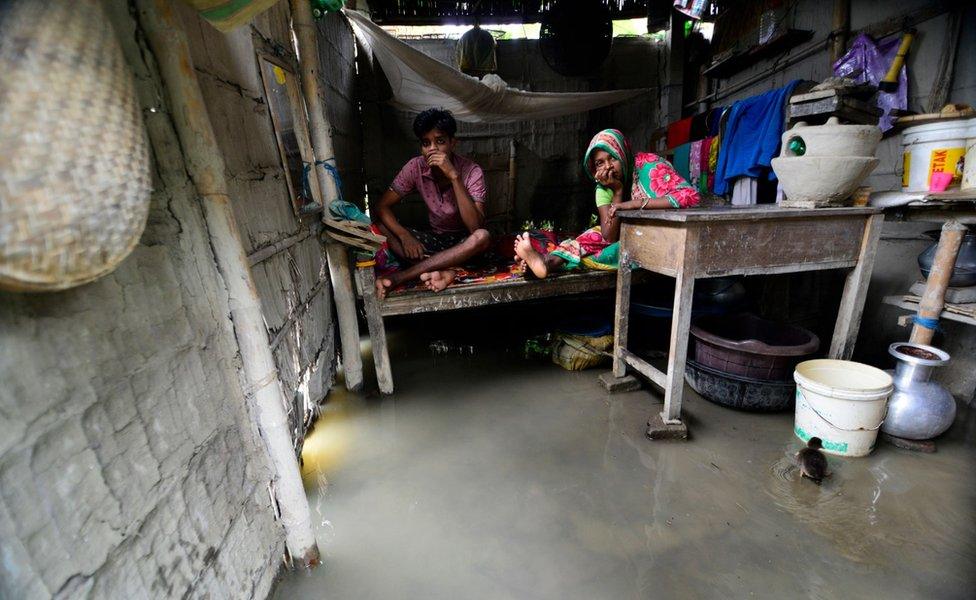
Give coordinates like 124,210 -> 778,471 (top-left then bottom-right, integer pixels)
373,108 -> 491,299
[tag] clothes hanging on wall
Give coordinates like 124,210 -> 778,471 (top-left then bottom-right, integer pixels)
731,177 -> 758,206
345,9 -> 649,122
713,80 -> 800,195
689,141 -> 703,190
667,117 -> 693,149
690,137 -> 715,193
706,106 -> 725,137
672,143 -> 692,182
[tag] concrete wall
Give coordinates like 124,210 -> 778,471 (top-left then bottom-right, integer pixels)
702,1 -> 976,402
0,1 -> 358,596
358,36 -> 665,233
711,0 -> 975,192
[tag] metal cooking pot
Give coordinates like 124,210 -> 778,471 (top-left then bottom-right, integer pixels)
917,228 -> 976,287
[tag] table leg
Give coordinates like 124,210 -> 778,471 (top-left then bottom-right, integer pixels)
661,269 -> 695,424
355,267 -> 394,394
612,255 -> 633,378
829,214 -> 884,359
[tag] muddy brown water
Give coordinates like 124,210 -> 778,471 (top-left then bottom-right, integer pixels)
275,317 -> 976,599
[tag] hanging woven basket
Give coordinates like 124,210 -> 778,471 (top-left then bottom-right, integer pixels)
0,0 -> 151,292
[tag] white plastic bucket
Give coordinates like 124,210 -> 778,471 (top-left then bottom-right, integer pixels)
793,360 -> 893,457
962,118 -> 976,191
901,120 -> 968,192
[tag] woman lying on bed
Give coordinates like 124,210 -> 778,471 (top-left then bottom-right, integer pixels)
514,129 -> 699,279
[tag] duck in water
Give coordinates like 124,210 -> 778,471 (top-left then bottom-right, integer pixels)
796,437 -> 829,485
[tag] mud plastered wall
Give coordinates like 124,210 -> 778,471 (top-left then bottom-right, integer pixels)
0,2 -> 301,597
177,1 -> 339,436
317,11 -> 366,207
0,0 -> 368,594
358,35 -> 664,234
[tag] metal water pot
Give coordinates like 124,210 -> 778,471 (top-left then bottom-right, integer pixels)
881,343 -> 956,440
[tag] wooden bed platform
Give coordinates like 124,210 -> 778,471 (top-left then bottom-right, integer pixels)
354,264 -> 617,393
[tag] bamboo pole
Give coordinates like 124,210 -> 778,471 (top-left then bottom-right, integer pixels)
830,0 -> 850,64
910,220 -> 966,345
290,0 -> 364,392
136,0 -> 319,567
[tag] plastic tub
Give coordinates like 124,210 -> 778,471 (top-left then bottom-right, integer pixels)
793,360 -> 893,457
690,313 -> 819,381
685,359 -> 796,412
901,120 -> 968,192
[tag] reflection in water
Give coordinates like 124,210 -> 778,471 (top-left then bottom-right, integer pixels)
276,321 -> 976,599
764,446 -> 882,563
764,442 -> 976,568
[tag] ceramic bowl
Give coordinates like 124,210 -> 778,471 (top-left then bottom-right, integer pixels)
780,117 -> 882,158
771,155 -> 879,205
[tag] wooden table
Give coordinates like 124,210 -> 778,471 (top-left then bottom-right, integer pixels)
606,206 -> 884,438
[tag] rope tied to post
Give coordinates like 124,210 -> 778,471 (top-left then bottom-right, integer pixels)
301,157 -> 344,204
912,315 -> 941,331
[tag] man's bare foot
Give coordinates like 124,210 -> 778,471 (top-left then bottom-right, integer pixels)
420,270 -> 456,292
375,277 -> 393,299
514,232 -> 548,279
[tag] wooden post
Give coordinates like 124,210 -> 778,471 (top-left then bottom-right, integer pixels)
910,220 -> 966,345
830,0 -> 851,64
291,0 -> 364,392
354,266 -> 394,394
612,252 -> 634,378
664,10 -> 687,124
137,0 -> 319,566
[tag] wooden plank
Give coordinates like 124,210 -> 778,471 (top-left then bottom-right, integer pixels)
617,206 -> 880,222
619,222 -> 685,277
620,348 -> 667,388
612,257 -> 633,378
325,230 -> 382,252
788,96 -> 881,125
696,260 -> 858,278
693,217 -> 865,277
882,296 -> 976,327
323,218 -> 385,241
829,214 -> 884,359
377,271 -> 618,317
247,227 -> 316,267
661,229 -> 699,424
624,216 -> 865,278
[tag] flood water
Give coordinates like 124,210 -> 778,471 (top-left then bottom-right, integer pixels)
275,311 -> 976,599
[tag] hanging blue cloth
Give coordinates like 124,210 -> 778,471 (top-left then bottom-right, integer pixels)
713,80 -> 800,195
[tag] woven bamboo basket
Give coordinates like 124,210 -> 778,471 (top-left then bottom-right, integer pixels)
0,0 -> 151,292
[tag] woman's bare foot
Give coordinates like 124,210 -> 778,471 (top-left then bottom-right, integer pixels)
514,232 -> 548,279
420,270 -> 456,292
375,277 -> 394,299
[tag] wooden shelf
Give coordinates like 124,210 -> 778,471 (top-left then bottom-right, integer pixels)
704,29 -> 814,79
883,295 -> 976,327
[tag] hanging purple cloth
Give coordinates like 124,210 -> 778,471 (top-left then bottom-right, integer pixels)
833,33 -> 908,132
